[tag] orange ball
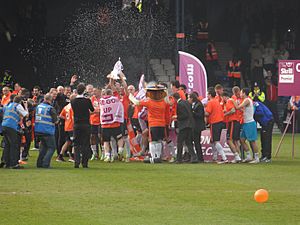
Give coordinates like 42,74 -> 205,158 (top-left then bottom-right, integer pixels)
254,189 -> 269,203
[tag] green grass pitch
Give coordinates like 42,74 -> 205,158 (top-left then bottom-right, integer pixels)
0,134 -> 300,225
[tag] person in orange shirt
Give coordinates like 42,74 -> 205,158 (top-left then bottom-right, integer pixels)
1,87 -> 11,106
12,83 -> 22,95
214,84 -> 224,109
222,92 -> 242,163
90,87 -> 102,160
179,84 -> 188,99
57,94 -> 77,162
171,80 -> 186,100
231,86 -> 244,124
205,87 -> 227,163
129,83 -> 169,163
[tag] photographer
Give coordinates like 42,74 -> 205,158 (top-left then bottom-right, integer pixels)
18,88 -> 34,161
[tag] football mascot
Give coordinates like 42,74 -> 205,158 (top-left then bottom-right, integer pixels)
129,82 -> 168,163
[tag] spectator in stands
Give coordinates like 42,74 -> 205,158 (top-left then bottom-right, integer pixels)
248,36 -> 264,69
1,70 -> 14,89
277,43 -> 289,60
205,41 -> 219,86
250,59 -> 265,88
263,41 -> 275,74
226,55 -> 242,87
265,74 -> 281,130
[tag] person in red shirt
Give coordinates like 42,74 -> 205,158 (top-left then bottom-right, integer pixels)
171,80 -> 186,100
57,94 -> 76,162
90,87 -> 102,160
12,83 -> 22,95
129,83 -> 169,163
222,91 -> 242,163
205,87 -> 227,163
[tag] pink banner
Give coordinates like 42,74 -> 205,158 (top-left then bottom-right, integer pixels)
278,60 -> 300,96
170,129 -> 234,161
179,51 -> 207,98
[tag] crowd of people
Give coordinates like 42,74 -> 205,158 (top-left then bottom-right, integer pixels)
2,68 -> 296,169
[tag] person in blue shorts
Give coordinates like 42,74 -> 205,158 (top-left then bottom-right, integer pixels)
236,88 -> 260,164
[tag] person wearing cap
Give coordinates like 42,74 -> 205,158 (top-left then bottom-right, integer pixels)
249,82 -> 265,103
129,83 -> 169,163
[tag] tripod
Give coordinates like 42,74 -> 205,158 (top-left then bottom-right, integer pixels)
274,110 -> 296,159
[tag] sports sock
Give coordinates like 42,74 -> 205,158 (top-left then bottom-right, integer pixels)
254,153 -> 259,160
110,138 -> 118,157
212,144 -> 218,160
118,147 -> 124,155
91,145 -> 97,155
167,140 -> 175,157
124,137 -> 131,158
234,152 -> 241,160
215,142 -> 227,161
246,151 -> 252,159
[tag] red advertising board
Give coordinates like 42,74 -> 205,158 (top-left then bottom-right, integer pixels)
278,60 -> 300,96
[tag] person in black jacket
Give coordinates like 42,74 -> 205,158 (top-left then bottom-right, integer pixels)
71,83 -> 94,168
188,92 -> 205,162
172,93 -> 198,163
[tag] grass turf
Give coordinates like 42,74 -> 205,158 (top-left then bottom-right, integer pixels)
0,134 -> 300,225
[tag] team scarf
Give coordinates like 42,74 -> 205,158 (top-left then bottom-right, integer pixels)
100,95 -> 124,124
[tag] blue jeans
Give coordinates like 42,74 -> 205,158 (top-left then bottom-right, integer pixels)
36,134 -> 56,168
